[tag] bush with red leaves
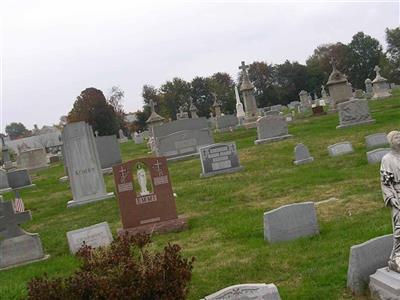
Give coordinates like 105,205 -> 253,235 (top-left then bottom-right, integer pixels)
26,233 -> 195,300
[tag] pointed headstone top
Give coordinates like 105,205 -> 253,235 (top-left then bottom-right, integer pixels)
326,57 -> 347,86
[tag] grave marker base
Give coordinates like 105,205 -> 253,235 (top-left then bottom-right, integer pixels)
67,192 -> 114,208
336,119 -> 375,129
200,166 -> 244,178
294,157 -> 314,165
117,215 -> 188,236
0,187 -> 12,194
370,268 -> 400,300
255,134 -> 293,145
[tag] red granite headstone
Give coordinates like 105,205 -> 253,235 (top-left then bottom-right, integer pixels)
112,157 -> 187,235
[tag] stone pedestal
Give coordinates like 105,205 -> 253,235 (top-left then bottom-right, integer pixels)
0,233 -> 47,269
336,99 -> 375,129
117,216 -> 188,236
370,267 -> 400,299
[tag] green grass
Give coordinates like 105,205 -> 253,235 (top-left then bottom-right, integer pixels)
1,91 -> 400,299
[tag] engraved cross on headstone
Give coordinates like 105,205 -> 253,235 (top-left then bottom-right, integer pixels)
119,166 -> 128,183
0,198 -> 31,239
152,160 -> 163,176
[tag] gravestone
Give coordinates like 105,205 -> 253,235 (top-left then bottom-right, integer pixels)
1,137 -> 13,170
7,169 -> 35,190
113,156 -> 187,235
326,58 -> 352,109
95,135 -> 122,170
62,122 -> 114,208
48,155 -> 60,164
202,283 -> 281,300
199,143 -> 244,178
133,132 -> 144,144
215,115 -> 239,132
0,198 -> 47,269
365,78 -> 373,99
370,268 -> 400,299
312,106 -> 326,116
66,222 -> 113,254
372,65 -> 392,99
327,142 -> 354,157
16,148 -> 48,171
118,129 -> 128,143
239,61 -> 259,127
367,148 -> 391,164
263,202 -> 319,243
294,144 -> 314,165
336,99 -> 375,129
347,234 -> 392,295
255,115 -> 292,145
365,133 -> 389,149
0,169 -> 12,194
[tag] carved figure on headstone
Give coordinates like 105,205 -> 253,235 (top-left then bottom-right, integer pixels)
380,131 -> 400,272
137,163 -> 149,195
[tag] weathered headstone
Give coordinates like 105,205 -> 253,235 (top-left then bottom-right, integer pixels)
1,137 -> 13,170
255,115 -> 292,145
0,169 -> 12,194
372,65 -> 392,99
215,115 -> 239,132
239,61 -> 259,128
336,99 -> 375,129
312,105 -> 326,116
66,222 -> 113,254
367,148 -> 391,164
202,283 -> 281,300
199,143 -> 244,178
365,78 -> 373,99
95,135 -> 122,171
326,58 -> 352,109
113,157 -> 187,235
365,133 -> 389,149
263,202 -> 319,243
347,234 -> 392,295
327,142 -> 354,157
294,144 -> 314,165
62,122 -> 114,208
118,129 -> 128,143
7,169 -> 35,190
48,155 -> 60,164
0,197 -> 47,269
17,148 -> 48,171
133,132 -> 144,144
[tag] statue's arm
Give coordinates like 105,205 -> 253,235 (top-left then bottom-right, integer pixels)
381,170 -> 399,207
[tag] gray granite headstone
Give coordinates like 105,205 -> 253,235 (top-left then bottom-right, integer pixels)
95,135 -> 122,170
365,133 -> 389,149
337,99 -> 375,129
0,169 -> 11,194
0,198 -> 47,269
215,115 -> 239,132
263,202 -> 319,243
66,222 -> 113,254
153,118 -> 209,138
156,129 -> 214,161
7,169 -> 35,190
202,283 -> 281,300
367,148 -> 391,164
347,234 -> 392,295
294,143 -> 314,165
327,142 -> 354,157
16,148 -> 48,171
199,142 -> 243,178
255,115 -> 292,145
62,122 -> 114,208
133,133 -> 144,144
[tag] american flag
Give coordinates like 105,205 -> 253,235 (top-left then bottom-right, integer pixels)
12,191 -> 25,213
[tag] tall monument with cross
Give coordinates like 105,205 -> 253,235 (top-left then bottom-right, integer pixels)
146,99 -> 165,136
372,65 -> 391,99
239,61 -> 259,127
0,197 -> 47,269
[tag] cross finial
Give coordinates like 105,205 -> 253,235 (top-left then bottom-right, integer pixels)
149,100 -> 155,113
0,198 -> 31,239
239,61 -> 249,73
329,56 -> 337,71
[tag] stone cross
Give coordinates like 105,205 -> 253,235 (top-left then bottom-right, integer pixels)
238,61 -> 249,73
0,198 -> 31,239
149,100 -> 155,113
330,56 -> 337,71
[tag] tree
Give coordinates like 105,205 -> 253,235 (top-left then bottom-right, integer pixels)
67,88 -> 119,136
385,27 -> 400,83
5,122 -> 30,140
159,78 -> 191,120
190,76 -> 213,117
107,86 -> 127,133
245,61 -> 275,107
347,32 -> 383,88
208,72 -> 236,114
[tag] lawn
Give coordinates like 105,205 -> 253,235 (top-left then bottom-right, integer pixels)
1,91 -> 399,299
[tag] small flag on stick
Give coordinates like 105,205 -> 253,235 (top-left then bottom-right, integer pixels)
12,191 -> 25,213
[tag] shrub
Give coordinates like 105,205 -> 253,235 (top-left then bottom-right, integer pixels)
26,233 -> 195,300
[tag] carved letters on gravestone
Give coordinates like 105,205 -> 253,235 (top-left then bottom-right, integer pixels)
366,148 -> 391,164
113,157 -> 187,235
0,198 -> 47,269
62,122 -> 114,208
365,133 -> 389,149
199,142 -> 244,177
255,115 -> 293,145
336,99 -> 375,129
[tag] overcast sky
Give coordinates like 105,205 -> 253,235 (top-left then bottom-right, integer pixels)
1,0 -> 399,131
